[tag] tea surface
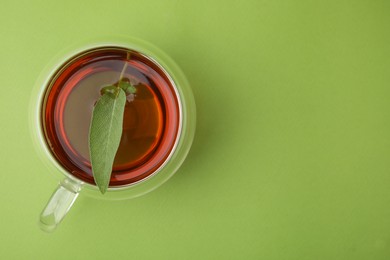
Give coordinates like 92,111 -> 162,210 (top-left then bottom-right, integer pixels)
43,48 -> 180,185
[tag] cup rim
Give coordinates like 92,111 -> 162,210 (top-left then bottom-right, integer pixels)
30,36 -> 196,200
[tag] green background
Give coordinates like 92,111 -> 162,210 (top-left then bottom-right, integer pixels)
1,0 -> 389,259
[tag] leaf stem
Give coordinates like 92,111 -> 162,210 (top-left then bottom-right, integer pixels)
118,52 -> 130,83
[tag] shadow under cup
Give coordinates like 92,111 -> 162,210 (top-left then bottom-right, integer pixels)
42,47 -> 181,187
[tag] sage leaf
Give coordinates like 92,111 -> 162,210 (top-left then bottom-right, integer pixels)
88,88 -> 127,194
118,81 -> 137,95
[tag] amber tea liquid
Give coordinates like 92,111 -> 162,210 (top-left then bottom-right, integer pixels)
42,47 -> 180,186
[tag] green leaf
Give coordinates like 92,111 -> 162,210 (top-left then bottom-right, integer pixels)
88,88 -> 127,194
100,85 -> 117,95
118,81 -> 137,95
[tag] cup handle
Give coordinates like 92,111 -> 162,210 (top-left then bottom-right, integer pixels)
39,178 -> 82,232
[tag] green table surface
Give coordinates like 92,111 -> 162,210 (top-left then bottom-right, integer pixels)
1,0 -> 390,259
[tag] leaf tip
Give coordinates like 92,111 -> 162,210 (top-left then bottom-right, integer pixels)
96,180 -> 109,194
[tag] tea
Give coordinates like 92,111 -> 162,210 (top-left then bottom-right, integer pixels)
42,47 -> 180,186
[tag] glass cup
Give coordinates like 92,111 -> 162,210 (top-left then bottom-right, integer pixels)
30,37 -> 196,232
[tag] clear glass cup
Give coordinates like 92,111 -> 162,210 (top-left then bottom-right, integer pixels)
29,37 -> 196,232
